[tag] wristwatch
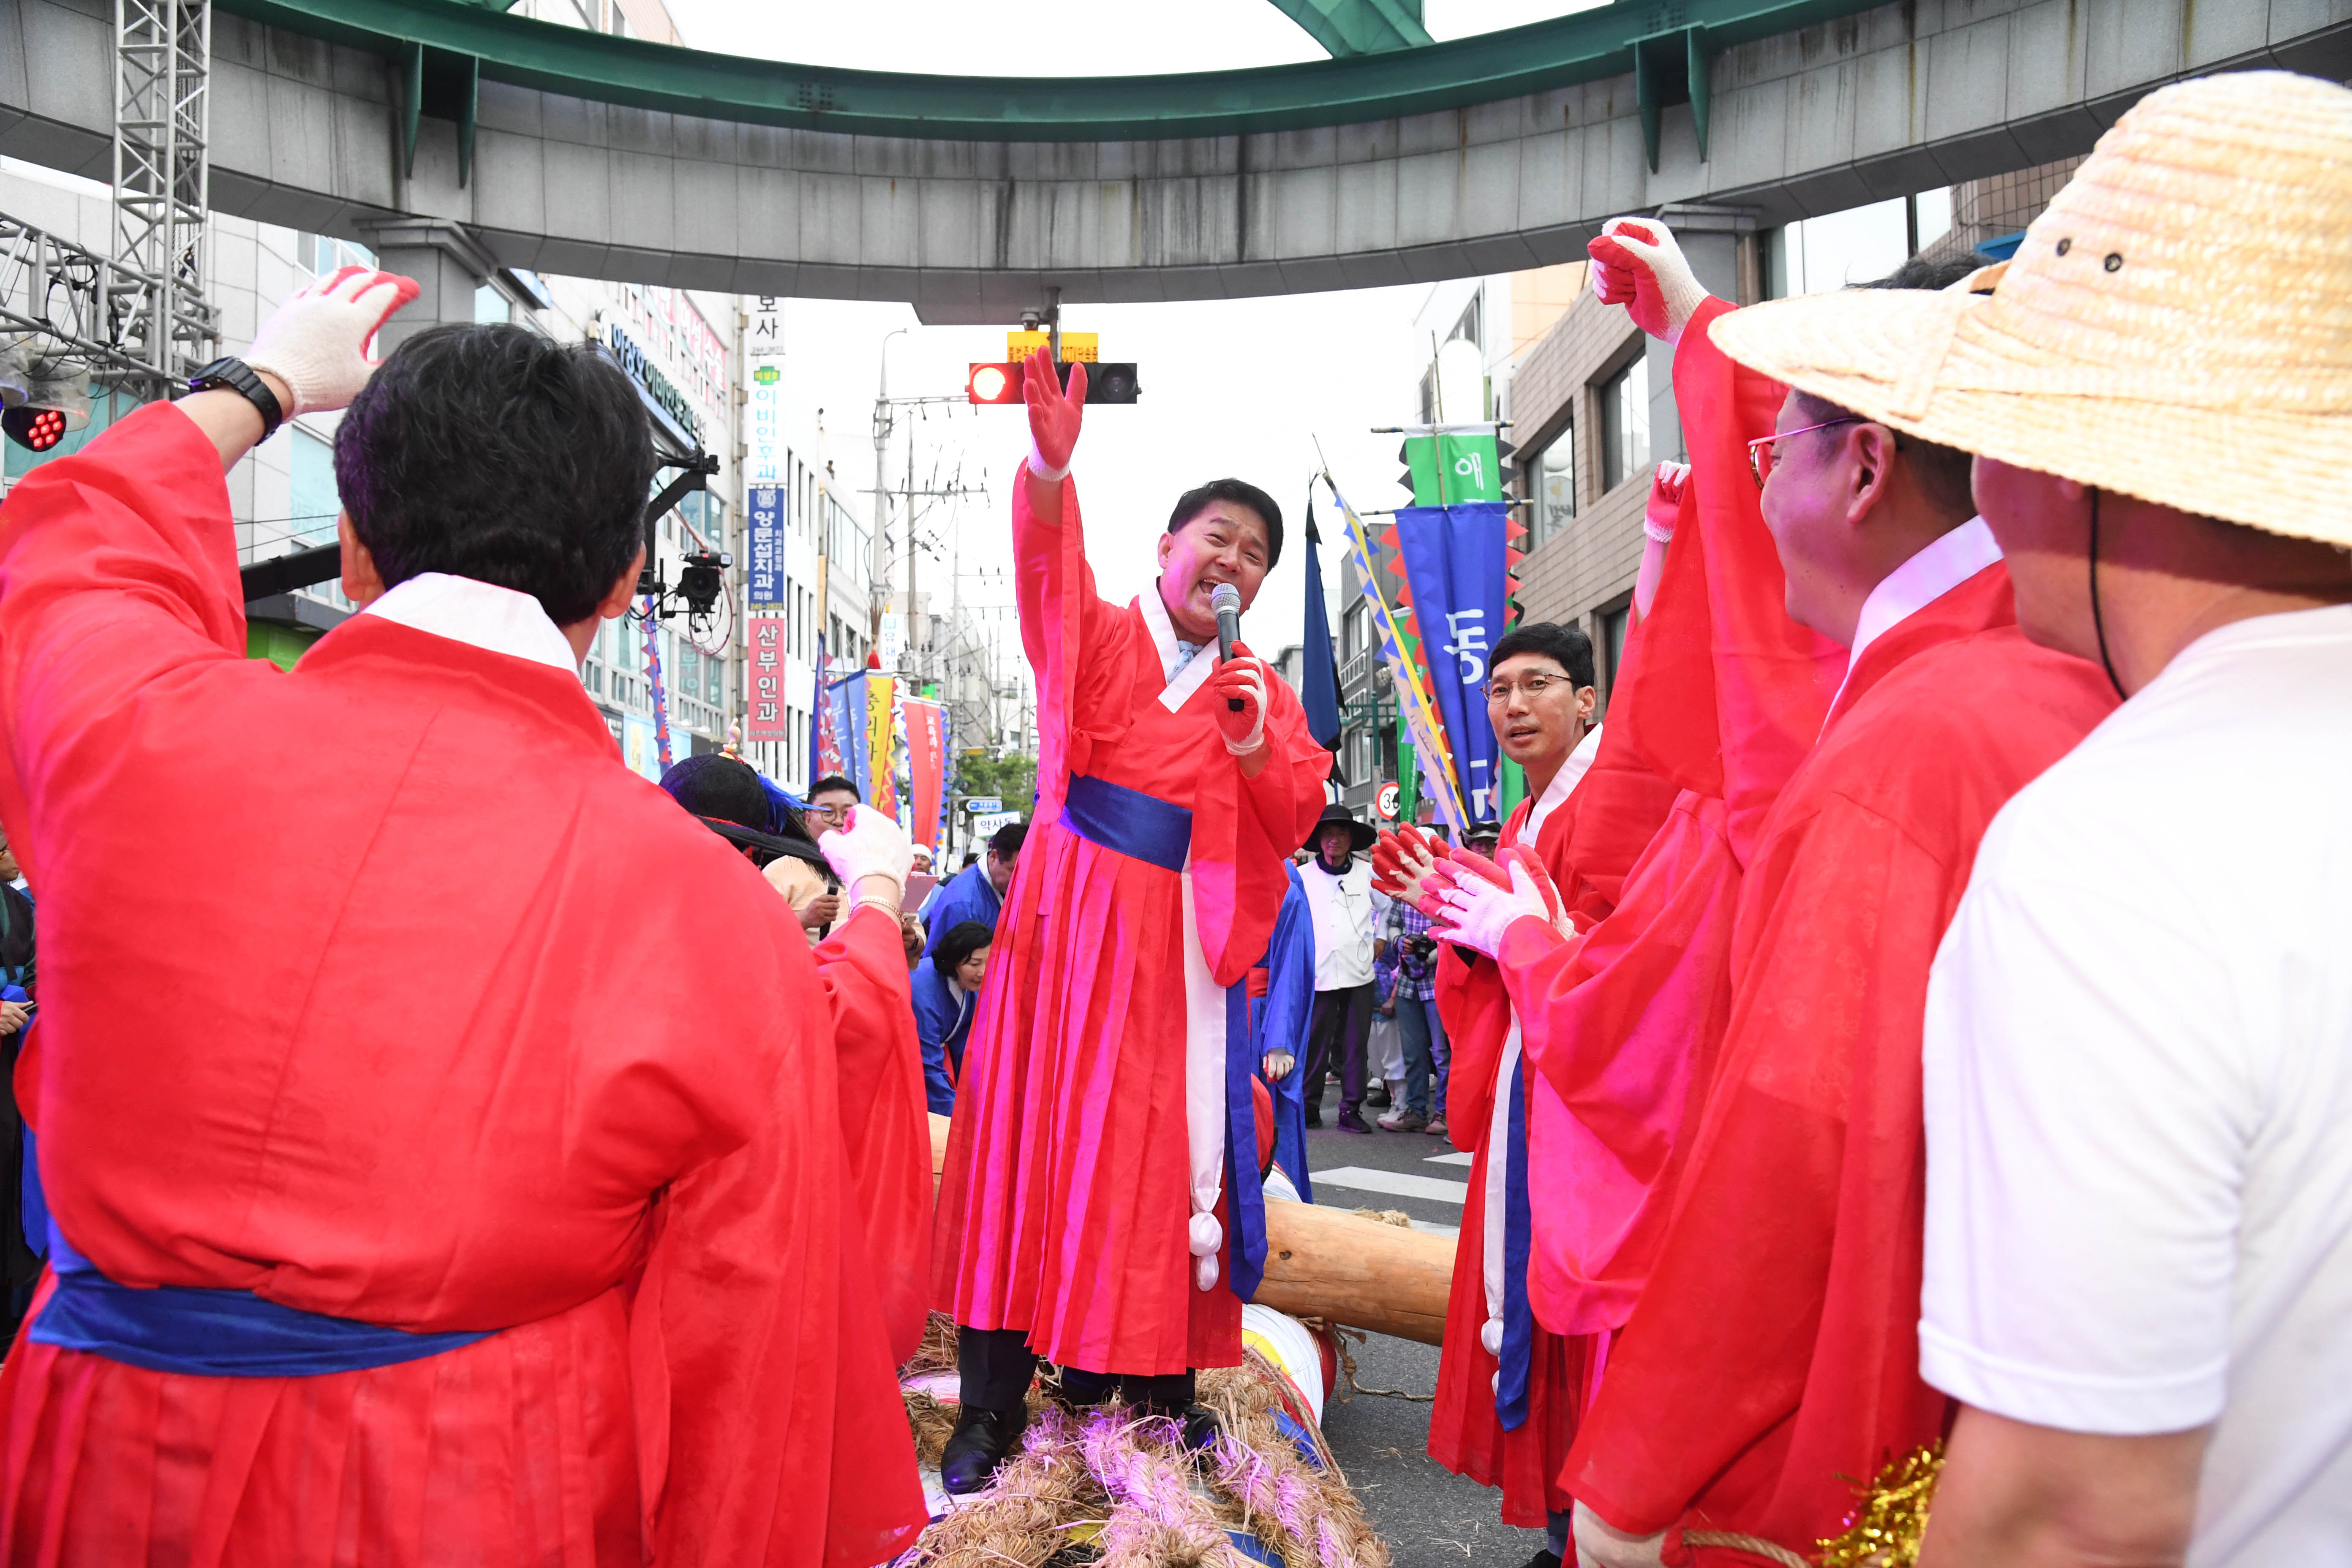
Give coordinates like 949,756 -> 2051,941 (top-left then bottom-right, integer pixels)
185,357 -> 286,441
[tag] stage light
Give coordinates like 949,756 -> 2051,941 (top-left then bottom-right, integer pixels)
3,406 -> 68,452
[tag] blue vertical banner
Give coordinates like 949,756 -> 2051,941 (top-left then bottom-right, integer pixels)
1298,498 -> 1343,754
747,486 -> 784,607
825,669 -> 870,798
1391,502 -> 1508,822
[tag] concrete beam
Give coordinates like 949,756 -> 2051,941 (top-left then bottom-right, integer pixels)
4,0 -> 2345,322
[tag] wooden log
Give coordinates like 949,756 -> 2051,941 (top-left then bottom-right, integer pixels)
931,1113 -> 1455,1345
1256,1201 -> 1453,1346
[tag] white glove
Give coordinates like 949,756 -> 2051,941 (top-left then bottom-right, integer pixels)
1432,859 -> 1557,959
243,265 -> 420,417
818,804 -> 914,901
1572,1501 -> 1666,1568
1587,218 -> 1710,346
1262,1050 -> 1295,1081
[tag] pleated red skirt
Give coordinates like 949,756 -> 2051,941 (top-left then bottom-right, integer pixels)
0,1280 -> 638,1567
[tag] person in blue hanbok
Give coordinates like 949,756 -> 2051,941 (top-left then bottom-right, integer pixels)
912,920 -> 994,1116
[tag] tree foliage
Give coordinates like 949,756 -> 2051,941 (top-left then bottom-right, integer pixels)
953,750 -> 1038,814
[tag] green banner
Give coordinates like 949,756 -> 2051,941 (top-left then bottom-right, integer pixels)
1402,433 -> 1503,506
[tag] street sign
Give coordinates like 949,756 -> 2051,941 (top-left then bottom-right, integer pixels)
1375,781 -> 1401,821
972,809 -> 1021,838
1008,330 -> 1099,363
965,796 -> 1003,814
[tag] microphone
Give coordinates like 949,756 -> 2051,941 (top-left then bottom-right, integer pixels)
1211,582 -> 1244,711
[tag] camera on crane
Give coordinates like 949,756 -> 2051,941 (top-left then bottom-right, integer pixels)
678,550 -> 730,617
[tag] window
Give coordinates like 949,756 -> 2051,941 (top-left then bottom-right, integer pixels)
1529,425 -> 1575,546
289,428 -> 340,549
1601,604 -> 1630,699
1600,357 -> 1650,493
474,283 -> 508,325
297,233 -> 376,278
1450,294 -> 1482,351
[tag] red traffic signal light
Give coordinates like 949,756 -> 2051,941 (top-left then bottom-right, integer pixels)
966,361 -> 1141,406
3,406 -> 68,452
966,363 -> 1021,405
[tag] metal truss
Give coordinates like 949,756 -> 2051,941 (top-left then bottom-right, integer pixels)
112,0 -> 216,376
0,213 -> 184,387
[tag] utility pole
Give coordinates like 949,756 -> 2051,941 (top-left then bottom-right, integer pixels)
871,327 -> 905,651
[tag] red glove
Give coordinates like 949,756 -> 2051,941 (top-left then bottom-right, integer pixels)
1586,218 -> 1710,346
1373,823 -> 1451,903
1021,343 -> 1086,481
1644,460 -> 1690,543
1209,639 -> 1268,755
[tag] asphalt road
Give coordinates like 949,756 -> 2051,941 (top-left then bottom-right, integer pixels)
1297,1081 -> 1552,1568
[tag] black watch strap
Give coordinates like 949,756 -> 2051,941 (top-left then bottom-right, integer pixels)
186,357 -> 286,441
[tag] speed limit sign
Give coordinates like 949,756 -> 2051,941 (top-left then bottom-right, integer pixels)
1375,781 -> 1401,821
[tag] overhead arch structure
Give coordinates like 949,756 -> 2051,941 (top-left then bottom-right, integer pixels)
3,0 -> 2346,324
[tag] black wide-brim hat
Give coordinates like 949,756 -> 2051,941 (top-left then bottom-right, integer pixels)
1305,802 -> 1376,855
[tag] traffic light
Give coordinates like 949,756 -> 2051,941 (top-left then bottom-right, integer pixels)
966,362 -> 1022,405
966,361 -> 1141,406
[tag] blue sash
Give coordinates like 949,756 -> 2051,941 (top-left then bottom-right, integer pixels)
1059,773 -> 1191,875
1056,772 -> 1267,1303
1495,1051 -> 1535,1431
30,1222 -> 493,1378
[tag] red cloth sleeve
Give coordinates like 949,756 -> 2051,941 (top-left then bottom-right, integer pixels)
1191,686 -> 1329,988
629,957 -> 929,1568
0,403 -> 249,884
812,904 -> 934,1367
1560,793 -> 1955,1544
1614,300 -> 1844,867
1015,476 -> 1143,822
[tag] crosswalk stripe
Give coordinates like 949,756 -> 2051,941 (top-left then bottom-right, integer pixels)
1310,1166 -> 1470,1205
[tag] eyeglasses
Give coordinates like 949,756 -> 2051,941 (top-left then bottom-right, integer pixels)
1483,673 -> 1576,705
1746,415 -> 1865,488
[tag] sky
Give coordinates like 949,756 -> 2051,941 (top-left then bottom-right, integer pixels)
661,0 -> 1610,76
762,286 -> 1435,659
662,0 -> 1614,653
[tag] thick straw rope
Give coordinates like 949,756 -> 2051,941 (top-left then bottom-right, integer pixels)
1680,1530 -> 1812,1568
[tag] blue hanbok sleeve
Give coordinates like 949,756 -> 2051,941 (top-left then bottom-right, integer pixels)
1254,868 -> 1316,1201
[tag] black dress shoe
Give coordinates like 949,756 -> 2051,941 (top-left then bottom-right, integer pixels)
940,1403 -> 1028,1494
1302,1108 -> 1323,1128
1144,1401 -> 1222,1452
1336,1109 -> 1373,1135
1519,1550 -> 1562,1568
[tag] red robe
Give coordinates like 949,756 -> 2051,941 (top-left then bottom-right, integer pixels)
932,478 -> 1328,1376
1560,565 -> 2117,1563
0,405 -> 930,1567
1430,297 -> 1837,1523
1425,659 -> 1678,1526
1509,296 -> 1842,1344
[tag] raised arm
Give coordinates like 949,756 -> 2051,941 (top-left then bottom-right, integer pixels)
0,269 -> 414,882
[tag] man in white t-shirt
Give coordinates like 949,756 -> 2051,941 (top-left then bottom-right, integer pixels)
1708,74 -> 2352,1567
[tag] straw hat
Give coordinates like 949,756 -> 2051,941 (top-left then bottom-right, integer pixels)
1708,71 -> 2352,548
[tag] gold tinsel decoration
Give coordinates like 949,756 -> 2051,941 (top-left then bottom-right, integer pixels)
1815,1443 -> 1944,1568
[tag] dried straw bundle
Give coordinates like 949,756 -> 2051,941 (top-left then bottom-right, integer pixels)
901,1321 -> 1389,1568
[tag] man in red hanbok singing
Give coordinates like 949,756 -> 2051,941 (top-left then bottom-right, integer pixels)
0,272 -> 932,1568
932,348 -> 1330,1492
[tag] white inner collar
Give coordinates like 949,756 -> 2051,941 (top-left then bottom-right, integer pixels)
360,572 -> 580,673
1137,582 -> 1218,713
1522,727 -> 1591,840
1829,516 -> 2003,719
